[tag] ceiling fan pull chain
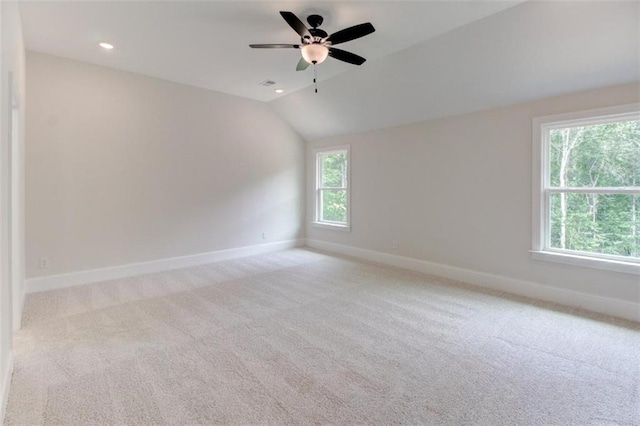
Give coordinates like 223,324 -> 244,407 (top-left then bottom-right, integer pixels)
314,63 -> 318,93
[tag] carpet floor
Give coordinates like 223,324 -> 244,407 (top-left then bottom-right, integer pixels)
4,249 -> 639,425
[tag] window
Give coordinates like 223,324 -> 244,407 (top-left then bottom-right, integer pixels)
314,146 -> 350,229
532,104 -> 640,274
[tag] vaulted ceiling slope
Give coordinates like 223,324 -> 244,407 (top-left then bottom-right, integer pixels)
18,1 -> 521,103
271,0 -> 640,140
19,1 -> 639,142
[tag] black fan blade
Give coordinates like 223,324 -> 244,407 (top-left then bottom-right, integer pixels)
326,22 -> 375,45
296,57 -> 310,71
328,47 -> 366,65
249,44 -> 300,49
280,11 -> 312,39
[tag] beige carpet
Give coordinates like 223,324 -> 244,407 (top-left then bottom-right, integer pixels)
4,248 -> 639,425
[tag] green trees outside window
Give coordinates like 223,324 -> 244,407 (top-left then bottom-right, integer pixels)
548,119 -> 639,259
316,149 -> 349,226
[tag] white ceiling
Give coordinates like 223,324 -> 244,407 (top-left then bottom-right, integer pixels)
18,1 -> 640,141
272,0 -> 640,139
19,0 -> 522,102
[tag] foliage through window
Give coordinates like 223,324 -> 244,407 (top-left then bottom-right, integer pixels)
538,108 -> 639,264
316,147 -> 349,227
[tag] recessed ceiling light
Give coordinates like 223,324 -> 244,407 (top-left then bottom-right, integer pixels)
99,42 -> 114,50
274,88 -> 284,94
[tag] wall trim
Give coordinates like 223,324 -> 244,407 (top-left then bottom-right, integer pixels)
305,239 -> 639,323
26,239 -> 304,294
12,285 -> 25,332
1,352 -> 13,426
24,237 -> 638,321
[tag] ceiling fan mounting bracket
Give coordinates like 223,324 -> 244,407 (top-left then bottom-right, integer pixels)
307,14 -> 323,28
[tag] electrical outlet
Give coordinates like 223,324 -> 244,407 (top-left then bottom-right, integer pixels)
39,257 -> 50,269
262,232 -> 267,240
392,240 -> 399,250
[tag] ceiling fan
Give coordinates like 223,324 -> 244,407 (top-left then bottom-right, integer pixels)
250,11 -> 375,73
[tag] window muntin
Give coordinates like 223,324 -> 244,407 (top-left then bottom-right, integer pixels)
537,108 -> 640,265
315,147 -> 349,227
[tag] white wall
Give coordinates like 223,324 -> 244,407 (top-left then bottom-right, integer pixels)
26,51 -> 305,279
307,82 -> 640,314
1,1 -> 26,422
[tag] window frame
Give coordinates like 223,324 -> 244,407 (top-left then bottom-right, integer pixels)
531,103 -> 640,275
313,145 -> 351,231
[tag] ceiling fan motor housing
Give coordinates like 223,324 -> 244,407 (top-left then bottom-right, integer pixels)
306,28 -> 328,43
304,15 -> 328,43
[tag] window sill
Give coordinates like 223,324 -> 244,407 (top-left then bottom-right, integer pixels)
531,250 -> 640,275
311,222 -> 351,232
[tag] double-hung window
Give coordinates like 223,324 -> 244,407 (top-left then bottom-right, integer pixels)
532,104 -> 640,273
314,146 -> 350,230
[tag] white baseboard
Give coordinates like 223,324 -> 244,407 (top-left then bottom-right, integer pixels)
305,239 -> 640,322
0,352 -> 13,426
26,239 -> 304,294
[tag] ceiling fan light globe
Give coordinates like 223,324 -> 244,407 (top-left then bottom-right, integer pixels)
301,44 -> 329,64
